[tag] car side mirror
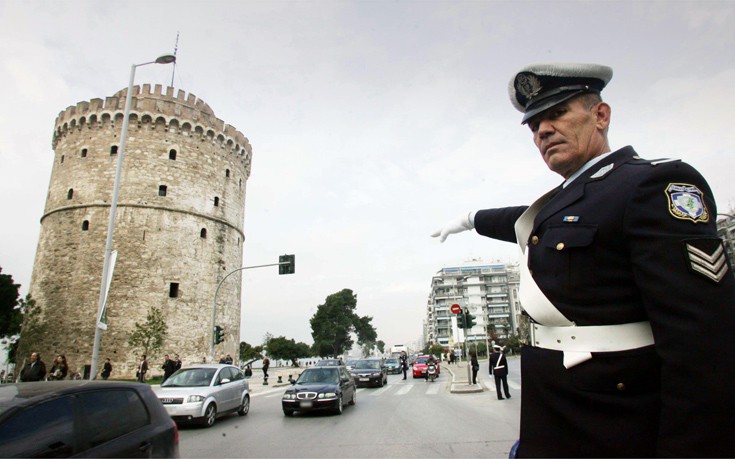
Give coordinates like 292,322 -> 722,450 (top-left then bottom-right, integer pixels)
219,378 -> 231,385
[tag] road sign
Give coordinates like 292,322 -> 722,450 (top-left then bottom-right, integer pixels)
450,303 -> 461,314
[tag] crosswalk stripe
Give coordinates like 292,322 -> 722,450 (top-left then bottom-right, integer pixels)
425,384 -> 441,395
395,385 -> 413,396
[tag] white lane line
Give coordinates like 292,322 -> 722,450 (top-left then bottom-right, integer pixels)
368,385 -> 393,396
395,385 -> 413,396
425,384 -> 441,395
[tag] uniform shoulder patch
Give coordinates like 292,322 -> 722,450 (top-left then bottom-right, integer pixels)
683,238 -> 730,283
666,183 -> 710,223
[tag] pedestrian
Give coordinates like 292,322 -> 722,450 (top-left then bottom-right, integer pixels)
262,356 -> 270,380
224,354 -> 233,365
218,355 -> 227,364
244,364 -> 253,378
20,352 -> 46,382
399,351 -> 408,380
101,358 -> 112,380
136,354 -> 148,383
47,354 -> 69,381
161,354 -> 176,383
450,350 -> 456,364
174,354 -> 182,372
489,345 -> 510,400
469,351 -> 479,385
432,62 -> 735,457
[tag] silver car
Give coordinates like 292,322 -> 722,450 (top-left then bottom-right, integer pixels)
154,364 -> 249,427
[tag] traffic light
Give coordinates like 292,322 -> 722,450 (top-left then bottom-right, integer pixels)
457,311 -> 466,329
214,325 -> 224,344
279,254 -> 295,275
467,312 -> 477,328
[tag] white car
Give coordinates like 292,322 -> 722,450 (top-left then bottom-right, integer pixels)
154,364 -> 249,427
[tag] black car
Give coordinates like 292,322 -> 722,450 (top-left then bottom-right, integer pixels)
282,366 -> 356,416
0,380 -> 179,458
349,358 -> 388,387
315,358 -> 343,367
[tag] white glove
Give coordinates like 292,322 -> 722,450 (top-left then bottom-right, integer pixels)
431,211 -> 475,243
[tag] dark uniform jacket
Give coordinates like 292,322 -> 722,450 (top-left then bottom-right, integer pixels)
20,360 -> 46,382
474,146 -> 735,457
489,352 -> 508,377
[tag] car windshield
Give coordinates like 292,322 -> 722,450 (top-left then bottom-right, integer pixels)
297,369 -> 339,384
415,357 -> 428,364
354,360 -> 381,369
316,359 -> 340,366
385,359 -> 399,364
161,368 -> 216,387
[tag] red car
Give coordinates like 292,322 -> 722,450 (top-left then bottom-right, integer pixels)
412,355 -> 441,378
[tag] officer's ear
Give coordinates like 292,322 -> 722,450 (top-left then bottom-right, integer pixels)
594,102 -> 611,131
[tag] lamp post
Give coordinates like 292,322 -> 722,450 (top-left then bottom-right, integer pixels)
89,54 -> 176,380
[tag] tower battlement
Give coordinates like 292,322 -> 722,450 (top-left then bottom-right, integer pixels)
52,85 -> 252,169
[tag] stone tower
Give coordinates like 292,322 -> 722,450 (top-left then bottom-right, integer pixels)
28,84 -> 252,377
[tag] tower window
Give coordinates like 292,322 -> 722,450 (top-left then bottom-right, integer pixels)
81,148 -> 88,158
226,169 -> 230,177
158,185 -> 167,197
82,220 -> 89,231
110,145 -> 118,155
60,155 -> 65,164
200,228 -> 207,239
214,196 -> 219,207
169,149 -> 177,160
67,188 -> 74,200
169,283 -> 179,298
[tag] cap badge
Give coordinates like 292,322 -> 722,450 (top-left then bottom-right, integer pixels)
516,73 -> 542,101
666,183 -> 709,223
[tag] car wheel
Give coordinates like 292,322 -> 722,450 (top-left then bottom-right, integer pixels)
349,389 -> 356,406
202,403 -> 217,427
238,395 -> 250,416
335,394 -> 343,415
283,408 -> 294,417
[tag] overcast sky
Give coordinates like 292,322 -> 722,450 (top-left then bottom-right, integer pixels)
1,0 -> 734,352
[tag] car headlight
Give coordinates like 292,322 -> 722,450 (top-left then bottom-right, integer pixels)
186,395 -> 205,403
283,393 -> 294,400
324,392 -> 337,398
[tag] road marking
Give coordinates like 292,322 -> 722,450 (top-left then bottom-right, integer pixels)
250,387 -> 287,398
395,385 -> 413,396
425,384 -> 441,395
369,385 -> 393,396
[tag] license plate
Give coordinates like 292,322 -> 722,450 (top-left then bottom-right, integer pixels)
359,378 -> 369,382
300,401 -> 313,408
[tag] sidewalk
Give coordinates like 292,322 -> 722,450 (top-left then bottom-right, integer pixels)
444,361 -> 484,393
247,366 -> 303,393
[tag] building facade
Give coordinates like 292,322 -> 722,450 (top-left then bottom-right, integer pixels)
28,84 -> 252,377
716,214 -> 735,270
425,260 -> 520,353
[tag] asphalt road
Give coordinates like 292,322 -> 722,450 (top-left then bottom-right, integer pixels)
178,360 -> 521,458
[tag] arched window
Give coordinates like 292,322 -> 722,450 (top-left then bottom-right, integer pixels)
60,155 -> 65,164
67,189 -> 73,200
81,148 -> 88,158
169,149 -> 177,160
225,169 -> 230,178
200,228 -> 207,239
214,196 -> 219,207
110,145 -> 118,155
158,185 -> 167,197
82,220 -> 89,231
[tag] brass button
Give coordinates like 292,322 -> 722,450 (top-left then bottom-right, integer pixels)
616,383 -> 626,391
531,235 -> 539,245
556,242 -> 565,251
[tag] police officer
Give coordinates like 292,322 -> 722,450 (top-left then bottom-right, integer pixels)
432,63 -> 735,457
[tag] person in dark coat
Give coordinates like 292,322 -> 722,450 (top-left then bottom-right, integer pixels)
161,354 -> 176,382
399,351 -> 409,380
173,354 -> 182,372
101,358 -> 112,380
136,355 -> 148,383
469,351 -> 479,385
489,345 -> 510,400
47,354 -> 69,381
20,352 -> 46,382
432,62 -> 735,457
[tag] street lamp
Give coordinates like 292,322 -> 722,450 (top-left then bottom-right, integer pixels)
89,54 -> 176,380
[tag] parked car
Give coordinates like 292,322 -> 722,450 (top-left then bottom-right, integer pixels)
315,358 -> 343,367
412,355 -> 441,379
154,364 -> 249,428
349,358 -> 388,387
383,358 -> 402,374
344,359 -> 357,371
0,380 -> 179,457
282,366 -> 356,416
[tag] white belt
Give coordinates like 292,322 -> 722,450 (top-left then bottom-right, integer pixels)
530,321 -> 654,353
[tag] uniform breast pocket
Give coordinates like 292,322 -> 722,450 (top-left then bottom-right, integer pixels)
540,225 -> 598,289
571,348 -> 661,394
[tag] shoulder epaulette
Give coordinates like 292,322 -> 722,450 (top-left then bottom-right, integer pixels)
631,156 -> 681,166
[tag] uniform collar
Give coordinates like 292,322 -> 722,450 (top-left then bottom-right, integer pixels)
563,151 -> 614,188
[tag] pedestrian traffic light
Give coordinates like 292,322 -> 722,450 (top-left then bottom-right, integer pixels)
279,254 -> 295,275
214,325 -> 224,344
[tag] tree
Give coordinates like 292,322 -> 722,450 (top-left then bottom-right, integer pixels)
266,336 -> 311,366
239,341 -> 263,364
12,294 -> 46,364
127,307 -> 168,358
0,266 -> 21,340
309,289 -> 377,357
376,340 -> 385,354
